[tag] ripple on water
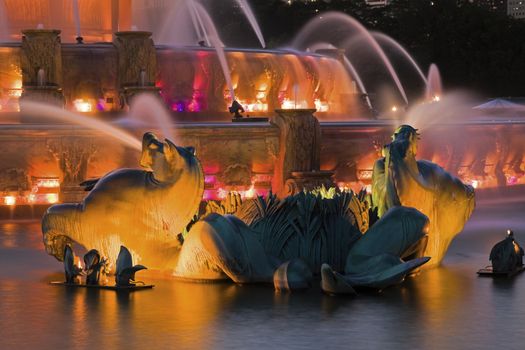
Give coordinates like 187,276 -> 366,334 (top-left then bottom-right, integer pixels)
1,193 -> 525,349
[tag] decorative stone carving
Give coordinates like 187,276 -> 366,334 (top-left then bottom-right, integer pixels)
271,109 -> 333,195
218,164 -> 253,187
0,168 -> 30,192
283,171 -> 334,196
114,31 -> 156,87
47,138 -> 98,187
114,31 -> 159,107
20,29 -> 62,86
20,29 -> 64,110
265,137 -> 279,161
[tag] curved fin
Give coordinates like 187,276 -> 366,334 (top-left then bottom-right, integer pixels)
320,264 -> 357,295
79,178 -> 100,191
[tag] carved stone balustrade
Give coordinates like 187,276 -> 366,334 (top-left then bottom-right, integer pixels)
19,29 -> 65,112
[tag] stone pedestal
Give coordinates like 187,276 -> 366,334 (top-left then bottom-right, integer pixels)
20,29 -> 65,113
284,171 -> 335,196
114,31 -> 159,107
271,109 -> 332,196
60,185 -> 87,203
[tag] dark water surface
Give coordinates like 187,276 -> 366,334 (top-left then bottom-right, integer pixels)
1,192 -> 525,349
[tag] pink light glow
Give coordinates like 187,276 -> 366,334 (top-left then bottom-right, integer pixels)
203,190 -> 217,201
204,175 -> 217,184
204,165 -> 221,174
507,176 -> 519,186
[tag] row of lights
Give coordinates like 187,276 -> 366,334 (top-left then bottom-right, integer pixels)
1,178 -> 60,206
2,193 -> 59,206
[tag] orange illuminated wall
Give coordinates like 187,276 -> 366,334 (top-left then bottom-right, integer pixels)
3,0 -> 132,42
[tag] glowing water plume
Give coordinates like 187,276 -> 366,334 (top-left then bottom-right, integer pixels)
160,1 -> 234,100
293,12 -> 409,105
233,0 -> 266,48
37,68 -> 45,87
187,0 -> 209,45
189,0 -> 213,46
126,93 -> 176,142
339,34 -> 409,107
307,42 -> 372,109
72,0 -> 81,40
371,32 -> 428,86
21,101 -> 142,151
155,0 -> 265,48
343,57 -> 372,109
0,0 -> 8,42
156,1 -> 194,45
426,64 -> 443,101
403,91 -> 474,131
193,2 -> 234,100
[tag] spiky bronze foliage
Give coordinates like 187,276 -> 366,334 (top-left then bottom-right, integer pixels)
234,189 -> 366,272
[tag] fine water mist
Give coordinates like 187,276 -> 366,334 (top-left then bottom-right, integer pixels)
293,11 -> 409,105
426,64 -> 443,101
233,0 -> 265,48
403,91 -> 476,130
147,0 -> 265,48
158,0 -> 235,101
21,101 -> 142,151
123,93 -> 177,142
371,31 -> 428,86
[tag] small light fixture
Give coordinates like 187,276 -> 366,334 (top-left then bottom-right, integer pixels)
4,196 -> 16,206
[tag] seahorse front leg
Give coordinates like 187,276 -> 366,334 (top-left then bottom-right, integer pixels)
42,203 -> 83,261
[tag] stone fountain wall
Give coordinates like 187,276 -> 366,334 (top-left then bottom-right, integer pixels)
0,40 -> 363,119
1,118 -> 524,199
61,43 -> 118,110
0,118 -> 525,218
0,123 -> 280,205
320,121 -> 525,190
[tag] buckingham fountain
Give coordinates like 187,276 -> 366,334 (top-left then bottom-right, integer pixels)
0,0 -> 521,292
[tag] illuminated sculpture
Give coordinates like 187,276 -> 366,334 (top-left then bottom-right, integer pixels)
115,246 -> 147,287
63,245 -> 82,284
43,132 -> 431,292
320,207 -> 430,293
83,249 -> 106,285
372,125 -> 475,266
42,132 -> 204,269
490,230 -> 524,273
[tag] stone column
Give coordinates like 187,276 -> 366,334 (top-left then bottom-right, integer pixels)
19,29 -> 65,111
114,31 -> 160,107
271,109 -> 333,196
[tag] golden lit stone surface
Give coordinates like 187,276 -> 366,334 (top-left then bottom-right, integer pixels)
372,125 -> 475,267
42,132 -> 204,271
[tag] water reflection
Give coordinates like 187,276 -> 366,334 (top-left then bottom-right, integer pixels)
0,221 -> 42,250
1,192 -> 525,348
